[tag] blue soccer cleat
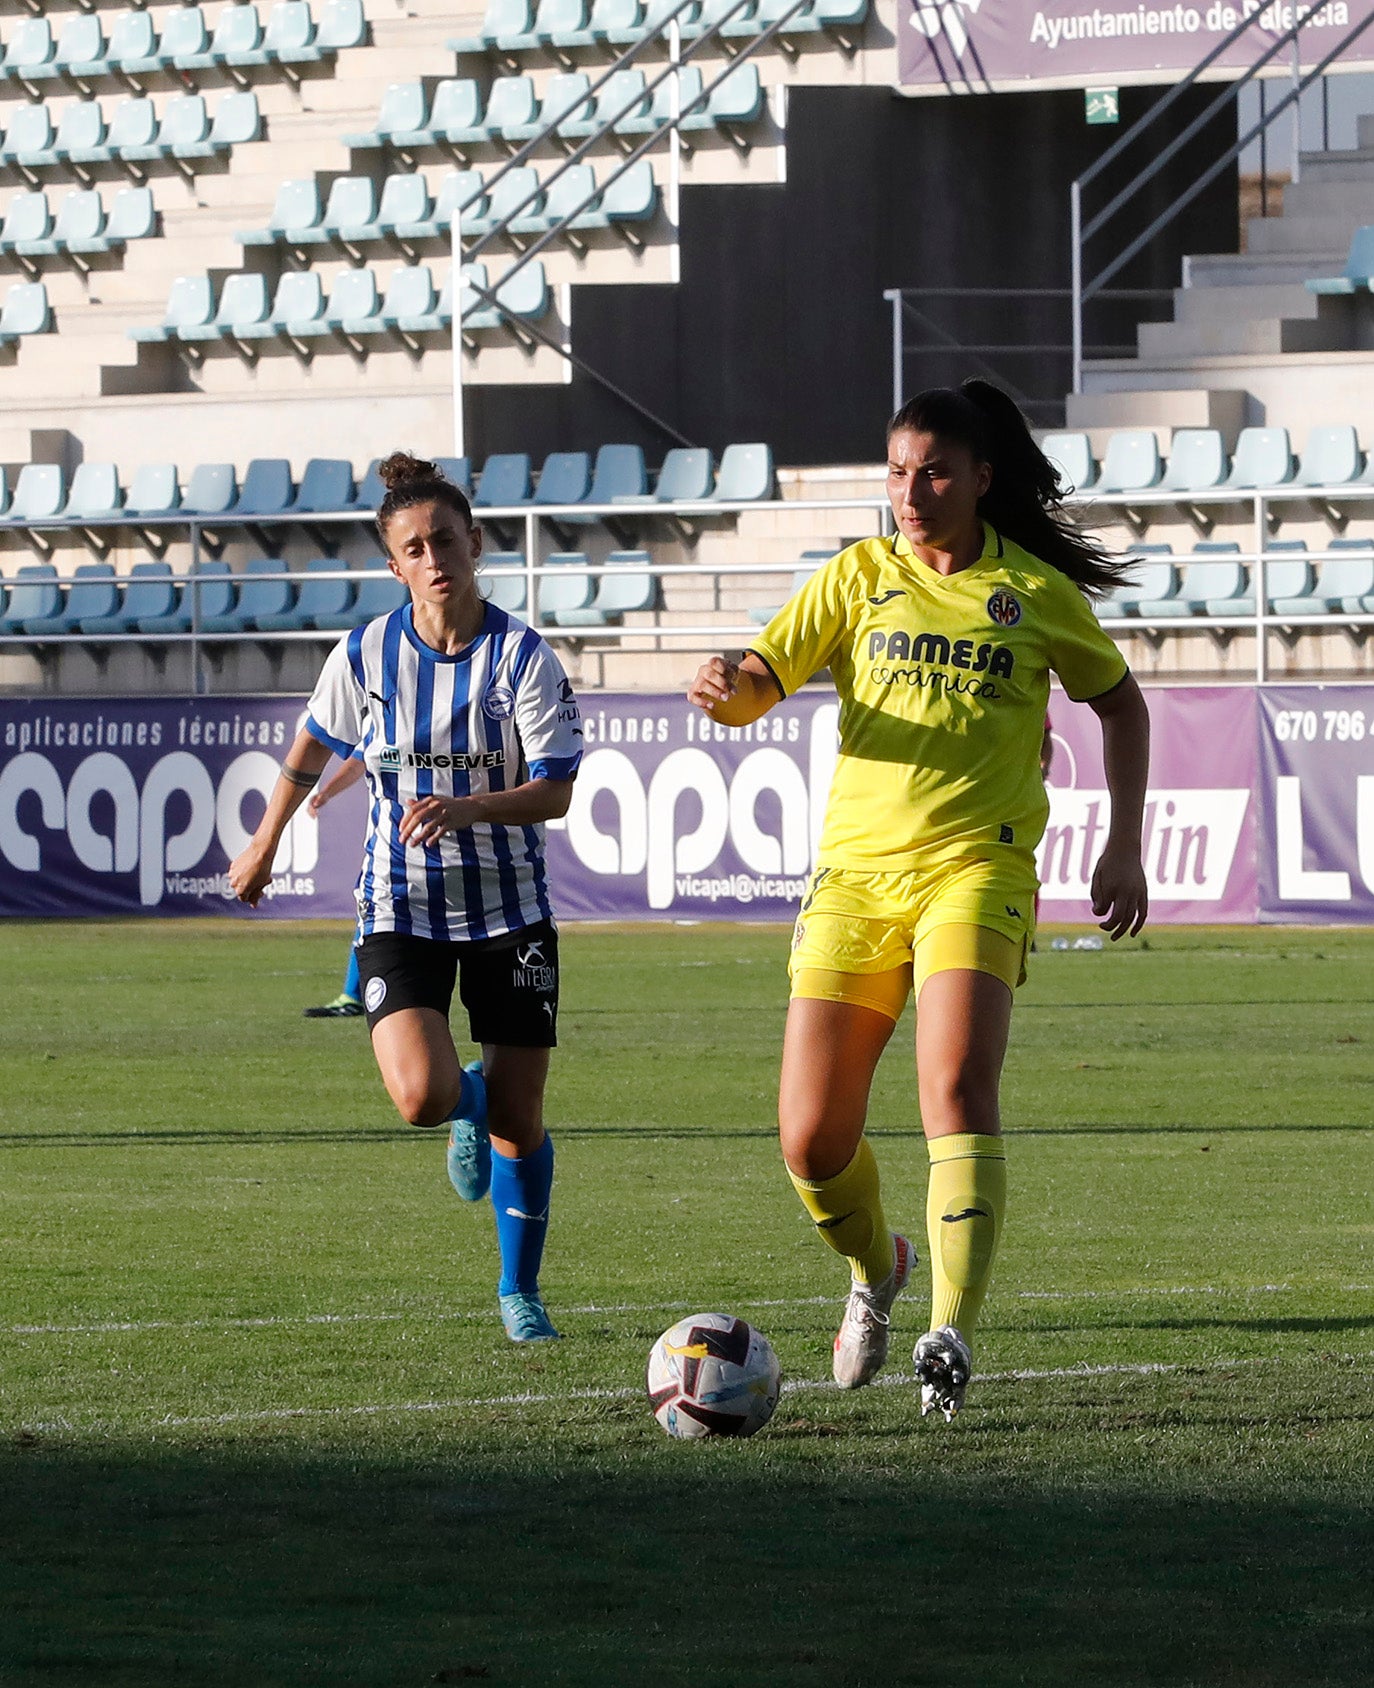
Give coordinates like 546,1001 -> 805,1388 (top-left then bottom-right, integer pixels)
499,1290 -> 561,1342
446,1060 -> 490,1202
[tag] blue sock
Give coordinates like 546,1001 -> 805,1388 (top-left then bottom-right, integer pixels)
343,945 -> 362,1004
491,1134 -> 554,1296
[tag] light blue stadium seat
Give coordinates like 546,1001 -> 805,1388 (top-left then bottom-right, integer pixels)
316,0 -> 368,50
711,442 -> 774,502
1040,432 -> 1098,495
24,560 -> 118,634
107,97 -> 159,159
683,0 -> 748,38
260,1 -> 318,66
233,459 -> 295,517
609,0 -> 696,40
181,88 -> 260,157
55,100 -> 107,165
557,549 -> 658,625
706,61 -> 763,130
124,462 -> 181,517
180,3 -> 261,72
98,186 -> 157,250
449,0 -> 533,53
1224,426 -> 1294,490
110,11 -> 158,75
2,192 -> 52,253
134,93 -> 210,163
319,175 -> 377,240
1161,428 -> 1227,492
539,0 -> 593,48
419,78 -> 486,147
184,270 -> 271,342
137,559 -> 234,632
343,80 -> 428,149
474,453 -> 532,507
239,269 -> 326,340
583,443 -> 648,506
62,463 -> 122,523
79,561 -> 178,634
557,68 -> 647,140
182,462 -> 239,515
159,7 -> 211,65
1097,430 -> 1163,494
481,551 -> 528,613
130,274 -> 216,343
1305,225 -> 1374,295
200,556 -> 294,632
352,460 -> 386,510
34,189 -> 106,257
0,562 -> 60,632
511,164 -> 592,235
468,167 -> 543,235
1257,540 -> 1314,614
534,451 -> 592,507
649,446 -> 713,502
1096,546 -> 1175,619
5,464 -> 64,525
395,266 -> 452,333
619,65 -> 702,135
321,266 -> 383,335
59,13 -> 111,81
772,0 -> 870,39
380,263 -> 437,328
291,459 -> 355,513
537,551 -> 595,620
364,173 -> 431,240
469,259 -> 548,326
508,72 -> 591,143
486,76 -> 540,143
3,18 -> 56,81
574,159 -> 657,236
1295,424 -> 1363,488
238,179 -> 322,246
395,169 -> 485,240
1138,544 -> 1246,618
1298,540 -> 1374,613
0,280 -> 51,340
253,557 -> 354,631
575,0 -> 643,41
1,102 -> 57,167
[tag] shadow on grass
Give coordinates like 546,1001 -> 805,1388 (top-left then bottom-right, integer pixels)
2,1438 -> 1371,1688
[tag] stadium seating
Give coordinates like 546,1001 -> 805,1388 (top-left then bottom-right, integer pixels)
1041,431 -> 1097,493
0,91 -> 260,176
552,550 -> 659,625
3,462 -> 65,526
78,561 -> 179,635
1,186 -> 156,267
1161,429 -> 1228,493
1224,428 -> 1294,491
1294,425 -> 1365,488
1097,430 -> 1163,494
481,551 -> 529,613
251,556 -> 356,630
710,442 -> 775,501
0,561 -> 60,632
1095,545 -> 1176,619
134,559 -> 232,632
473,453 -> 533,506
536,551 -> 596,620
1135,544 -> 1247,618
1271,539 -> 1374,616
199,556 -> 295,633
22,560 -> 119,634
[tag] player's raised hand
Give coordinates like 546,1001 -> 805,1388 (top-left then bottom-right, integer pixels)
1090,844 -> 1149,940
688,655 -> 739,713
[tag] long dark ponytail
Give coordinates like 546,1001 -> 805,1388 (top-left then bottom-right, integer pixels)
887,381 -> 1131,598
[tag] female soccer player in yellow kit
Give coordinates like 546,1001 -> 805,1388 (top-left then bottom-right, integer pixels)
687,382 -> 1150,1419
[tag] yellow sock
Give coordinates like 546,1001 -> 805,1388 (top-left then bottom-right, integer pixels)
926,1133 -> 1007,1337
788,1139 -> 895,1286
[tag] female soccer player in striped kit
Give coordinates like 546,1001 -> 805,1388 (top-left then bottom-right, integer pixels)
230,453 -> 582,1342
688,383 -> 1150,1418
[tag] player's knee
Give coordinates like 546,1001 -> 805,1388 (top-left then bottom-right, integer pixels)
919,1063 -> 999,1134
392,1081 -> 455,1129
779,1114 -> 854,1182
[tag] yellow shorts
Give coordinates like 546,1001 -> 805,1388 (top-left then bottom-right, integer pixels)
788,860 -> 1037,1022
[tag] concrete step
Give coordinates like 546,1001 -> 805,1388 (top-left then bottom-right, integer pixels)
1296,145 -> 1374,184
1280,176 -> 1374,219
1172,281 -> 1320,326
1065,386 -> 1248,442
1134,314 -> 1354,358
1244,212 -> 1369,254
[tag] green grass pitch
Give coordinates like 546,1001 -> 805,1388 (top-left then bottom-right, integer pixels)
2,919 -> 1372,1687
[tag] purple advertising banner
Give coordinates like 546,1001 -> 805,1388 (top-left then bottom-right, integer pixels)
5,684 -> 1373,925
0,696 -> 366,919
896,0 -> 1370,93
1257,685 -> 1374,922
1040,684 -> 1259,922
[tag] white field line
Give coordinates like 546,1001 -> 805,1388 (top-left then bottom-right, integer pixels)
8,1281 -> 1365,1341
21,1350 -> 1374,1438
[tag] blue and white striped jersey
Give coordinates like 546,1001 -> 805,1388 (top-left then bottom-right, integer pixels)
305,601 -> 582,943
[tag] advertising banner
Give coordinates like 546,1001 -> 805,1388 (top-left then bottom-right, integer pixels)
0,697 -> 366,919
1040,684 -> 1258,922
1256,685 -> 1374,922
896,0 -> 1370,94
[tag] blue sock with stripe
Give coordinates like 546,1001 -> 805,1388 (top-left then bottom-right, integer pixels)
491,1134 -> 554,1296
343,945 -> 362,1004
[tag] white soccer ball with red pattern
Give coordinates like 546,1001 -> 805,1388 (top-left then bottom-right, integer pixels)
646,1313 -> 782,1439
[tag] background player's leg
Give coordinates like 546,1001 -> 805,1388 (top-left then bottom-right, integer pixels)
482,1045 -> 557,1339
913,965 -> 1012,1415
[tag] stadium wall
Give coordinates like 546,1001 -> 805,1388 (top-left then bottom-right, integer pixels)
3,683 -> 1371,924
463,81 -> 1240,465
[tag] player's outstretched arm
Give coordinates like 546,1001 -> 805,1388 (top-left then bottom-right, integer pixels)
1086,672 -> 1151,939
229,727 -> 334,907
687,652 -> 783,727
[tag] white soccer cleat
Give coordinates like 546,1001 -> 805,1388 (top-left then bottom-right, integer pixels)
832,1233 -> 915,1390
913,1324 -> 973,1422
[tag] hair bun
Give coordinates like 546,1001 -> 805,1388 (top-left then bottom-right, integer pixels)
378,451 -> 442,492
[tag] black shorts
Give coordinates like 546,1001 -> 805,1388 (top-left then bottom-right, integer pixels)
356,920 -> 559,1048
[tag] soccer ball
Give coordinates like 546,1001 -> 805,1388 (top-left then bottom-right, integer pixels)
646,1313 -> 782,1439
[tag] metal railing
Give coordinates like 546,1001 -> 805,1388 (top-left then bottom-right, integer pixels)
3,487 -> 1374,692
1071,0 -> 1374,393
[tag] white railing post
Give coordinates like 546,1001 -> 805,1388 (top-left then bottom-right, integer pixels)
1070,180 -> 1084,396
451,199 -> 465,459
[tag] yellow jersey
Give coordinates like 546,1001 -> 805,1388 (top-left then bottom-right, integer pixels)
749,526 -> 1127,874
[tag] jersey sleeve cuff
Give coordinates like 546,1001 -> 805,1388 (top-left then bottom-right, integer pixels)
746,647 -> 789,699
305,714 -> 357,760
530,755 -> 581,781
1067,659 -> 1130,704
